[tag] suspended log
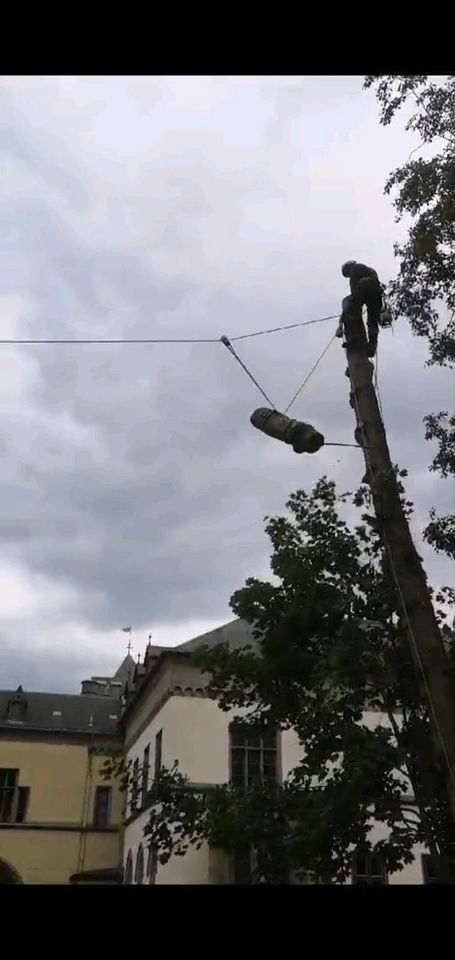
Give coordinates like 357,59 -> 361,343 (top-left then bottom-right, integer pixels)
250,408 -> 324,454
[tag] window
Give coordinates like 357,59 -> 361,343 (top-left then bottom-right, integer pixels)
421,854 -> 446,885
230,725 -> 278,788
131,757 -> 140,812
147,845 -> 158,885
0,770 -> 29,824
154,729 -> 163,779
16,787 -> 30,824
124,850 -> 133,885
142,745 -> 150,806
7,689 -> 27,722
352,853 -> 388,886
93,786 -> 111,828
0,770 -> 17,822
232,847 -> 288,884
135,844 -> 144,885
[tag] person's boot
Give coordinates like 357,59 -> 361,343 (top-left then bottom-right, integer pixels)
366,315 -> 379,357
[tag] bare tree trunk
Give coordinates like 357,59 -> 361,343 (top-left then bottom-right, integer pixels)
341,295 -> 455,846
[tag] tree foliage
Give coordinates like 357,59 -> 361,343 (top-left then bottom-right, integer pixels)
364,75 -> 455,559
128,479 -> 454,883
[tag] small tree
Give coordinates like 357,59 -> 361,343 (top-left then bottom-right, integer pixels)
133,478 -> 454,883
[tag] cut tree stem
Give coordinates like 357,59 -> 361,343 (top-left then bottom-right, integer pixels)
341,295 -> 455,846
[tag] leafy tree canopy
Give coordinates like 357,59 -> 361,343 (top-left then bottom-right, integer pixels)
125,479 -> 455,883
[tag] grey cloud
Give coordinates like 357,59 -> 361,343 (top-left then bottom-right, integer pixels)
2,283 -> 452,633
2,202 -> 195,334
0,635 -> 121,695
0,122 -> 91,212
0,76 -> 453,688
0,648 -> 86,694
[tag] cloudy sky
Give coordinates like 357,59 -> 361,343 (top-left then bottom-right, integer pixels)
1,76 -> 453,692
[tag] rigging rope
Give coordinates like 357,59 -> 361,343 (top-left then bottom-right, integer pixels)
374,343 -> 384,421
220,336 -> 276,409
230,314 -> 339,342
285,331 -> 338,414
0,337 -> 219,345
2,310 -> 367,453
221,338 -> 365,450
0,311 -> 339,346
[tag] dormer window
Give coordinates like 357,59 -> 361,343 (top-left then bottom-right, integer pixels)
7,687 -> 27,722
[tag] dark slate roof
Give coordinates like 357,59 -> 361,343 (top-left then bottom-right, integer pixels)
0,690 -> 121,735
113,653 -> 135,683
177,619 -> 258,654
136,620 -> 258,674
143,644 -> 175,660
123,620 -> 261,718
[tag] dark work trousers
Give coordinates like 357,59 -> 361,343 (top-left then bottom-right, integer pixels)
352,277 -> 383,353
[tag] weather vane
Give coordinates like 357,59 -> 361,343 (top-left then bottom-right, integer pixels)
121,625 -> 133,654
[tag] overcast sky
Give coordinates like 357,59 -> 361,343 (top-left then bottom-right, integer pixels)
1,75 -> 453,693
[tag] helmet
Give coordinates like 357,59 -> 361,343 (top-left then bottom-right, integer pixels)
342,260 -> 356,277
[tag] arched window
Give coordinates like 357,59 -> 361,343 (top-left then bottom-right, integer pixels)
124,850 -> 133,885
134,844 -> 144,885
146,845 -> 158,885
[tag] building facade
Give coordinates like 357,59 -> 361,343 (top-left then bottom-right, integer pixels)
0,655 -> 133,885
1,622 -> 443,885
121,620 -> 442,886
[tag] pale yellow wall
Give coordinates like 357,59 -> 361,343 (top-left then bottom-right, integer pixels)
281,727 -> 302,779
0,828 -> 121,885
157,843 -> 211,885
124,660 -> 209,750
1,739 -> 88,821
124,661 -> 187,749
0,829 -> 80,884
124,806 -> 210,884
0,737 -> 122,824
0,735 -> 122,883
83,831 -> 123,871
124,691 -> 230,883
128,695 -> 231,791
